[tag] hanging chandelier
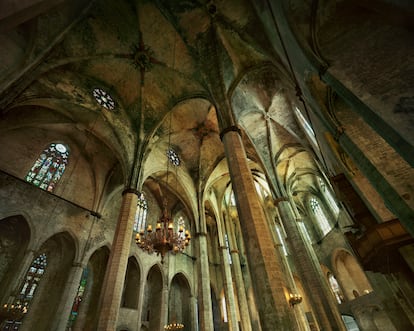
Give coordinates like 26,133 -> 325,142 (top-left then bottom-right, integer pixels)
135,199 -> 191,263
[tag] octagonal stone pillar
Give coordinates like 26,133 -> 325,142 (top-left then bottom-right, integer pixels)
96,189 -> 138,331
220,126 -> 295,331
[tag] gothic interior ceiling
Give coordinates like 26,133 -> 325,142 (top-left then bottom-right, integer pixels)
4,0 -> 411,224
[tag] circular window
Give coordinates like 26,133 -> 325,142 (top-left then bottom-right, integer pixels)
55,143 -> 67,153
92,88 -> 116,110
166,149 -> 180,166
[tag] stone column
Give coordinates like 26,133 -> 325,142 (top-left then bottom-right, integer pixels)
217,212 -> 239,331
135,272 -> 146,330
219,243 -> 239,331
225,216 -> 252,331
221,127 -> 295,331
233,220 -> 263,330
197,230 -> 215,331
161,285 -> 169,331
96,189 -> 138,331
276,198 -> 346,331
190,295 -> 198,331
52,262 -> 85,331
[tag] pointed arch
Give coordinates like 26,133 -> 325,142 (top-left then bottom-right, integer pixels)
67,246 -> 109,330
168,273 -> 192,330
121,256 -> 141,309
0,215 -> 31,304
142,264 -> 164,330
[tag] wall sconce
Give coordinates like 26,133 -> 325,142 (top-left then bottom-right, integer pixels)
289,293 -> 302,307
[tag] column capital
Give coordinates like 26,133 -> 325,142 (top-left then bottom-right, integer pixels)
195,232 -> 207,237
219,125 -> 241,141
230,249 -> 239,254
274,197 -> 289,206
122,187 -> 140,196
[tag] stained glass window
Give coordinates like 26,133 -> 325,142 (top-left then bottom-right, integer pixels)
1,255 -> 47,330
67,268 -> 89,328
134,193 -> 148,233
92,88 -> 116,110
310,197 -> 332,236
13,253 -> 47,315
166,149 -> 180,166
25,143 -> 69,192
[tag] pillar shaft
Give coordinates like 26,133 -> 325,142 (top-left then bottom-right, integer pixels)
225,217 -> 252,331
221,129 -> 295,331
161,286 -> 169,331
233,220 -> 263,330
218,212 -> 239,331
53,263 -> 85,331
197,232 -> 215,331
277,199 -> 346,331
97,190 -> 138,331
220,245 -> 239,331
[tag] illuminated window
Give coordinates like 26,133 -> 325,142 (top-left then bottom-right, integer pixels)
224,234 -> 232,264
93,88 -> 116,110
3,254 -> 47,330
221,294 -> 228,323
310,197 -> 332,236
294,107 -> 318,147
276,226 -> 288,256
328,273 -> 345,304
17,254 -> 47,310
25,143 -> 69,192
229,192 -> 236,206
67,268 -> 89,328
134,193 -> 148,233
166,149 -> 180,166
319,178 -> 339,216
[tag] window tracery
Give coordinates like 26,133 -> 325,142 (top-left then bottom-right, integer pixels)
19,253 -> 47,309
310,197 -> 332,236
134,193 -> 148,233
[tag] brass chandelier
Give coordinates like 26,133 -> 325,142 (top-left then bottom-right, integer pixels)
135,199 -> 190,263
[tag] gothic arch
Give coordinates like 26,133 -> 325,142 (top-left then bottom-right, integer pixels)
69,246 -> 110,331
121,256 -> 141,309
0,215 -> 31,304
20,231 -> 76,330
168,273 -> 192,330
331,248 -> 372,300
141,264 -> 164,331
